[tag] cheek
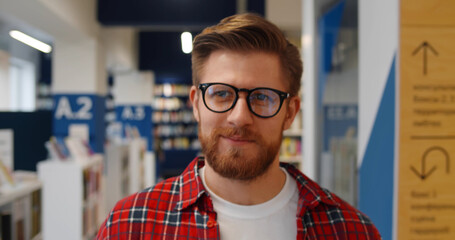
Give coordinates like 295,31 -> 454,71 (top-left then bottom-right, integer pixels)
198,110 -> 222,133
256,121 -> 283,139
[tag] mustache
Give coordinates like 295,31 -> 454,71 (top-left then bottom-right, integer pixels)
212,127 -> 258,140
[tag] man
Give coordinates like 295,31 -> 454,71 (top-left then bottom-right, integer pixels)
97,13 -> 381,239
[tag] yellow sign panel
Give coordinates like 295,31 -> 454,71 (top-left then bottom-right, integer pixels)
401,0 -> 455,26
399,4 -> 455,239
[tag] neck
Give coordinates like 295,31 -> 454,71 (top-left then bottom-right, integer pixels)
203,158 -> 286,205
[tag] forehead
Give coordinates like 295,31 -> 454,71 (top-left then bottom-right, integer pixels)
200,50 -> 287,90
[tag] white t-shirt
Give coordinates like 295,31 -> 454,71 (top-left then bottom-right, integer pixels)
200,167 -> 299,240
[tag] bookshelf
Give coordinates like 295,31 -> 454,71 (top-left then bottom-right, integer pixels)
280,109 -> 304,169
0,173 -> 42,240
153,84 -> 200,179
104,138 -> 155,212
37,155 -> 104,240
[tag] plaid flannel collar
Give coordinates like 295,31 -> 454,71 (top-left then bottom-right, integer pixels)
173,157 -> 339,215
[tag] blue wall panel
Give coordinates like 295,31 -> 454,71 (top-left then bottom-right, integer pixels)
359,57 -> 396,240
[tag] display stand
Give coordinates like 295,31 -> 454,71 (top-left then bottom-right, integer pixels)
0,174 -> 42,240
37,155 -> 104,240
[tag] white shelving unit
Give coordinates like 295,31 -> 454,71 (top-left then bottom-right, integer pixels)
128,138 -> 155,194
0,180 -> 41,206
105,143 -> 129,211
104,140 -> 155,213
0,176 -> 42,240
38,155 -> 104,240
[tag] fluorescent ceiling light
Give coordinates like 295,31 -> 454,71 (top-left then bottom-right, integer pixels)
9,30 -> 52,53
181,32 -> 192,54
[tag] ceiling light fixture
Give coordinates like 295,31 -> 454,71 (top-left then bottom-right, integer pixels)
9,30 -> 52,53
181,32 -> 192,54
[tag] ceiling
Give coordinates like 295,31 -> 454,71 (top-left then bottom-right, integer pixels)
0,0 -> 357,83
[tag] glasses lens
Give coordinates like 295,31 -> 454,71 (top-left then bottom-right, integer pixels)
249,89 -> 280,117
205,84 -> 236,112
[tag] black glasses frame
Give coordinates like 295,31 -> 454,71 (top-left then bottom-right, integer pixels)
198,82 -> 290,118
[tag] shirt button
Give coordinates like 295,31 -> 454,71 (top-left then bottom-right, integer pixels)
207,220 -> 215,228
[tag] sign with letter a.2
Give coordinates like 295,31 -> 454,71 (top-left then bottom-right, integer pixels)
53,94 -> 105,153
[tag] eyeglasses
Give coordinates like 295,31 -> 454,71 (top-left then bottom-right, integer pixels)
198,83 -> 290,118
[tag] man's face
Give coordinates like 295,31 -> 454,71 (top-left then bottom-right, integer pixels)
190,50 -> 299,181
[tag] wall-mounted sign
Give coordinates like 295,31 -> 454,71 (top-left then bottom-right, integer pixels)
399,1 -> 455,239
53,94 -> 105,153
323,104 -> 357,151
115,105 -> 152,151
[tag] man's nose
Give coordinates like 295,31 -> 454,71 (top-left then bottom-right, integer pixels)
226,95 -> 254,127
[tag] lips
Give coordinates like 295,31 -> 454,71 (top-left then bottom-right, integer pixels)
221,135 -> 254,144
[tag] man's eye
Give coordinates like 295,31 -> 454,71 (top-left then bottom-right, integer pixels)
251,93 -> 271,102
214,90 -> 231,97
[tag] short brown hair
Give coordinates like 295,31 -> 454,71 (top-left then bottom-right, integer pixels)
191,13 -> 302,96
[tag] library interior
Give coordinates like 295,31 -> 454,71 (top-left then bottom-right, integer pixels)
1,0 -> 454,239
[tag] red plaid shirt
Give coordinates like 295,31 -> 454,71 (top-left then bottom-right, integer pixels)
97,157 -> 381,239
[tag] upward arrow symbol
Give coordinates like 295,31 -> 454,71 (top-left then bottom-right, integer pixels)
412,41 -> 439,75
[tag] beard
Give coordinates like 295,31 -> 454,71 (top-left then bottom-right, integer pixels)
198,124 -> 283,181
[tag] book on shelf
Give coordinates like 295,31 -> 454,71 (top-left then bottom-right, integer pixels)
280,137 -> 302,158
1,210 -> 11,240
44,137 -> 69,161
45,136 -> 94,161
15,219 -> 24,240
65,138 -> 90,160
0,159 -> 15,188
54,137 -> 70,159
124,125 -> 141,139
30,190 -> 41,238
44,141 -> 59,161
12,195 -> 26,240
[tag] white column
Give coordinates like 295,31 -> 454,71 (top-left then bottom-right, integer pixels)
52,37 -> 106,95
358,1 -> 398,239
0,50 -> 10,110
302,0 -> 318,180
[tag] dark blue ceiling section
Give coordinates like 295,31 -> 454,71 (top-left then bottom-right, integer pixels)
248,0 -> 266,16
139,31 -> 197,84
98,0 -> 265,83
97,0 -> 237,26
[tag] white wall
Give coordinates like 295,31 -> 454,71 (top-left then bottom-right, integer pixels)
0,49 -> 10,110
0,0 -> 109,95
266,0 -> 302,32
113,71 -> 154,105
51,38 -> 106,94
102,27 -> 138,73
0,18 -> 41,80
38,0 -> 99,38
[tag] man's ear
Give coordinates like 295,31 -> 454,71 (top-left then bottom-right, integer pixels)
189,86 -> 200,122
283,96 -> 300,130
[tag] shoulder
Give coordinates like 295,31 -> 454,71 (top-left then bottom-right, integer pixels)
114,175 -> 181,216
96,176 -> 182,239
281,162 -> 381,239
306,189 -> 381,239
